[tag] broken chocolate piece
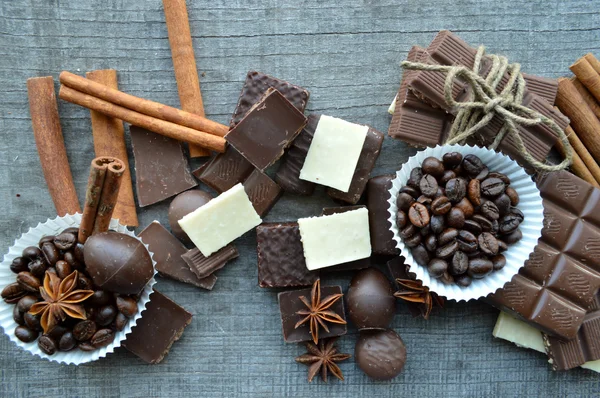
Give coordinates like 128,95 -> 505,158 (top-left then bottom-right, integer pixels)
181,244 -> 239,279
367,175 -> 399,256
242,169 -> 282,217
193,148 -> 255,194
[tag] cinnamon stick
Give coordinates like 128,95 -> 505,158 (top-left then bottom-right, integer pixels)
92,159 -> 124,234
556,78 -> 600,163
163,0 -> 209,158
564,125 -> 600,186
58,85 -> 226,153
59,71 -> 228,138
86,69 -> 138,227
584,53 -> 600,75
570,77 -> 600,120
570,57 -> 600,103
26,77 -> 81,217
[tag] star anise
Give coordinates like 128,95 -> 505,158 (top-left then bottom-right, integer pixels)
295,337 -> 351,383
394,278 -> 444,320
295,279 -> 346,344
29,270 -> 94,333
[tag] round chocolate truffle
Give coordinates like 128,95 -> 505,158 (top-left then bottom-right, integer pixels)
84,232 -> 153,295
168,190 -> 212,243
346,268 -> 395,330
355,329 -> 407,380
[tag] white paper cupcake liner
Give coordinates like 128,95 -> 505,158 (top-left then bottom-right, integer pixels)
0,213 -> 156,365
387,144 -> 543,302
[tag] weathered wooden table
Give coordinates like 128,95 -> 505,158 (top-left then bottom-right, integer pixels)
1,0 -> 599,396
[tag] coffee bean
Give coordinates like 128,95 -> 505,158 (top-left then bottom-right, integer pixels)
400,224 -> 418,239
2,282 -> 26,304
481,201 -> 500,221
114,312 -> 128,331
442,152 -> 463,169
54,232 -> 77,251
454,197 -> 474,218
91,329 -> 115,348
10,257 -> 29,274
467,250 -> 482,258
431,196 -> 451,215
424,234 -> 437,252
55,260 -> 72,279
28,259 -> 47,278
498,240 -> 508,252
59,331 -> 77,351
463,219 -> 482,235
88,290 -> 113,308
468,258 -> 493,279
404,233 -> 422,248
78,274 -> 94,290
491,220 -> 499,235
116,296 -> 138,317
96,305 -> 117,326
439,272 -> 455,285
494,194 -> 511,216
508,207 -> 524,222
17,295 -> 38,312
409,202 -> 430,227
417,195 -> 432,206
436,241 -> 458,259
73,243 -> 85,264
488,172 -> 511,185
474,167 -> 489,181
446,178 -> 467,203
400,185 -> 419,198
396,192 -> 415,212
45,325 -> 68,342
492,254 -> 506,271
481,177 -> 506,197
450,251 -> 469,275
499,215 -> 521,234
38,235 -> 55,247
41,242 -> 60,266
38,335 -> 57,355
457,230 -> 478,253
467,179 -> 482,207
17,272 -> 41,293
446,207 -> 465,229
427,258 -> 448,278
419,175 -> 438,197
22,246 -> 43,262
419,224 -> 431,236
24,312 -> 42,331
472,214 -> 493,232
396,210 -> 408,229
79,342 -> 96,352
505,187 -> 519,206
15,325 -> 38,343
434,187 -> 445,198
411,245 -> 430,266
408,167 -> 423,188
502,228 -> 523,244
64,251 -> 82,270
422,157 -> 445,178
455,274 -> 473,287
438,228 -> 458,246
462,154 -> 485,176
13,305 -> 24,325
73,320 -> 97,341
478,232 -> 499,255
430,215 -> 445,234
440,170 -> 456,185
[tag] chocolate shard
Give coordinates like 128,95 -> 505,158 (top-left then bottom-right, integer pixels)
256,222 -> 318,288
130,126 -> 197,207
488,171 -> 600,340
367,174 -> 399,256
181,244 -> 239,279
193,148 -> 254,194
138,221 -> 217,290
242,169 -> 282,217
274,114 -> 319,195
230,70 -> 310,129
225,89 -> 308,171
327,127 -> 384,204
123,290 -> 192,364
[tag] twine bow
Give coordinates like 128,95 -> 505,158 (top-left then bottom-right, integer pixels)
401,46 -> 572,172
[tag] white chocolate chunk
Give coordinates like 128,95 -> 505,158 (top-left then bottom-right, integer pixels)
298,207 -> 371,270
299,115 -> 368,192
178,183 -> 261,257
388,94 -> 397,114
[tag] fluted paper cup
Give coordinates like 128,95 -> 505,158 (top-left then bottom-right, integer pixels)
387,144 -> 543,302
0,214 -> 156,365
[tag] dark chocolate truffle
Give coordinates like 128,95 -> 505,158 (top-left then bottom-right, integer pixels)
168,190 -> 212,243
84,232 -> 153,295
346,268 -> 395,330
355,329 -> 407,380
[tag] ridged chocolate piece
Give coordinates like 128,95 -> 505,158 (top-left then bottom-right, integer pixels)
181,244 -> 239,279
327,127 -> 384,204
367,175 -> 399,256
229,70 -> 310,128
138,221 -> 217,290
123,290 -> 192,364
489,171 -> 600,340
256,222 -> 318,288
274,114 -> 320,195
193,148 -> 254,194
242,169 -> 282,217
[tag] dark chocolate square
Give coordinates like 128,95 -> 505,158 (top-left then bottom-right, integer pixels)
181,244 -> 238,280
193,148 -> 254,194
243,169 -> 282,217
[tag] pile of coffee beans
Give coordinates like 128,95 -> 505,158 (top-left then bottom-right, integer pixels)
1,227 -> 139,355
395,153 -> 524,287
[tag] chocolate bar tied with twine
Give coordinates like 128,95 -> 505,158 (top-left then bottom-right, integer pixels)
401,45 -> 573,173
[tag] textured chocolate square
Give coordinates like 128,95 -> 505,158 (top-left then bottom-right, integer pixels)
181,244 -> 238,279
243,169 -> 282,217
367,175 -> 399,256
193,148 -> 255,194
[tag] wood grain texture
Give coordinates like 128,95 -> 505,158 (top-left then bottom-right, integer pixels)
1,0 -> 600,397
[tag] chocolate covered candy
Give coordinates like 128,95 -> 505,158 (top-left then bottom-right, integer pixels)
355,329 -> 407,380
347,268 -> 395,330
168,190 -> 212,243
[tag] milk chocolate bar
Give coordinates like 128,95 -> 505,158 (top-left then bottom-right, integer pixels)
367,175 -> 399,256
489,171 -> 600,340
242,169 -> 282,217
181,244 -> 239,279
193,148 -> 254,194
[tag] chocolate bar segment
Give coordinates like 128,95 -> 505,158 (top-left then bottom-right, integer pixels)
123,290 -> 192,364
230,70 -> 309,128
367,175 -> 399,256
242,169 -> 282,217
181,244 -> 239,279
193,149 -> 254,194
130,126 -> 197,207
256,222 -> 318,288
274,114 -> 319,195
321,205 -> 366,216
225,89 -> 308,171
138,221 -> 217,290
327,127 -> 384,204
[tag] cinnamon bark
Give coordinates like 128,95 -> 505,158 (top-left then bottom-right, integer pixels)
163,0 -> 209,158
92,159 -> 124,234
86,69 -> 138,227
563,125 -> 600,187
570,77 -> 600,120
570,57 -> 600,103
584,53 -> 600,75
26,77 -> 81,217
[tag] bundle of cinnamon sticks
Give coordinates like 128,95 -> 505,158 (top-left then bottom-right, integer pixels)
555,53 -> 600,188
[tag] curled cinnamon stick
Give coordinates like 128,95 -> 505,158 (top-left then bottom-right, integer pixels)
570,57 -> 600,103
584,53 -> 600,75
570,77 -> 600,120
93,159 -> 124,234
59,85 -> 226,153
564,125 -> 600,186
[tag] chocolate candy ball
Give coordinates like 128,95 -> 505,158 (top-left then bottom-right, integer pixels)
168,190 -> 212,243
84,232 -> 153,295
346,268 -> 395,330
355,329 -> 407,380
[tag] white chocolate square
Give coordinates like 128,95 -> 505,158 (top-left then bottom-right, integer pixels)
299,115 -> 368,192
298,207 -> 371,270
178,183 -> 261,257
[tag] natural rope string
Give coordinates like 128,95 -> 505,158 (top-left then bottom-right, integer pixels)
401,46 -> 573,172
